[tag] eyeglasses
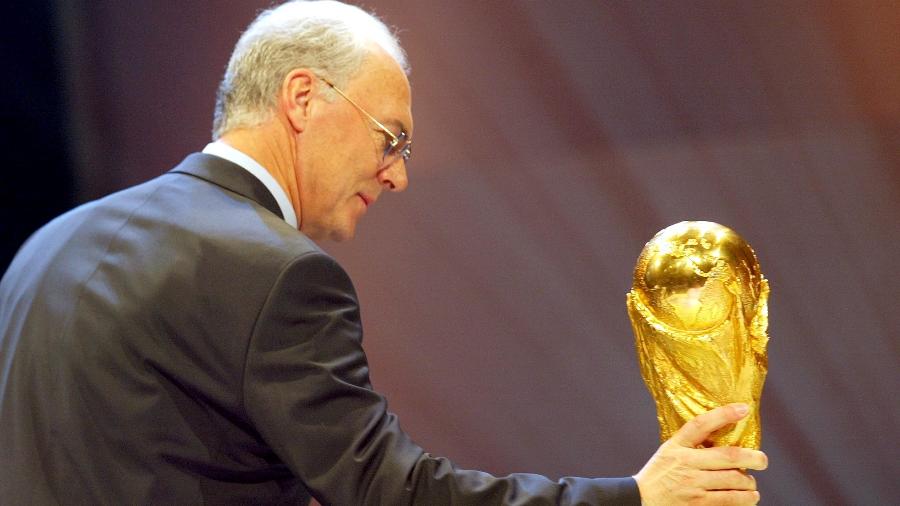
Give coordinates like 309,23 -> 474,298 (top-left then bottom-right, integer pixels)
320,77 -> 412,167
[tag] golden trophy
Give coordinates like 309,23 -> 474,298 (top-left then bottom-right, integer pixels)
626,221 -> 769,449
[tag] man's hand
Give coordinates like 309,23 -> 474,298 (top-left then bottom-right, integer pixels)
633,404 -> 768,505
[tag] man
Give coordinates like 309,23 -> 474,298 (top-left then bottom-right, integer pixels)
0,1 -> 767,504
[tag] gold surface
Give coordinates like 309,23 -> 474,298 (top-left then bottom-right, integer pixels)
627,221 -> 769,448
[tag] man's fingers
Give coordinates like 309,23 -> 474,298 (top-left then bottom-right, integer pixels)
684,446 -> 769,471
702,490 -> 760,505
671,403 -> 750,448
696,469 -> 757,491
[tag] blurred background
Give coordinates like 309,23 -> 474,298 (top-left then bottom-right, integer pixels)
2,0 -> 898,503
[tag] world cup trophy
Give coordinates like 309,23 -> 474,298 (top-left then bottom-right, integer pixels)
626,221 -> 769,449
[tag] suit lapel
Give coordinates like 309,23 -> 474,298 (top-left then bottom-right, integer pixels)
169,153 -> 284,220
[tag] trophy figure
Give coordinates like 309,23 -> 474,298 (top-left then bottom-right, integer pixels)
626,221 -> 769,449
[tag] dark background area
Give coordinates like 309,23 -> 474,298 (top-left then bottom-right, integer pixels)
2,1 -> 898,504
1,1 -> 73,270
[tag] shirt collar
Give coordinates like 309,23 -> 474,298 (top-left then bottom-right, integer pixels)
201,141 -> 298,229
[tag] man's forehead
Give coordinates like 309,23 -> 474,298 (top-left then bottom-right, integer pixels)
361,79 -> 413,133
349,46 -> 407,91
343,47 -> 413,133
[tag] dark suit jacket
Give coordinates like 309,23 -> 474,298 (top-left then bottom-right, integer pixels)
0,153 -> 640,505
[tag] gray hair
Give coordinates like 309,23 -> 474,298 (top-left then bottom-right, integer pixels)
212,0 -> 409,139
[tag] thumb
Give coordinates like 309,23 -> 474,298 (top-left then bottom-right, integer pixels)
671,403 -> 750,448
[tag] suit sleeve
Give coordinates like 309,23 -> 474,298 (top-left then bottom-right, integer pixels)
242,252 -> 641,506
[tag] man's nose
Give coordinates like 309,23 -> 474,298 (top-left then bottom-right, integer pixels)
378,159 -> 408,192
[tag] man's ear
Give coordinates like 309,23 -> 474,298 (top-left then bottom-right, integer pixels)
280,69 -> 317,133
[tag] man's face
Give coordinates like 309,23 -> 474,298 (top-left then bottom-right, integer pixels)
296,48 -> 413,242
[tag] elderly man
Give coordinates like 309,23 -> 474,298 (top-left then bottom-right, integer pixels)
0,1 -> 766,504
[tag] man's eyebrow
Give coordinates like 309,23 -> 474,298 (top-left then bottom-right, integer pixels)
384,119 -> 409,135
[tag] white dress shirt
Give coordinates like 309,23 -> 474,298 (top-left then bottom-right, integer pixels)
202,141 -> 298,229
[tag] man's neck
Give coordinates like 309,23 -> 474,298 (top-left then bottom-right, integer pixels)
219,123 -> 301,224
